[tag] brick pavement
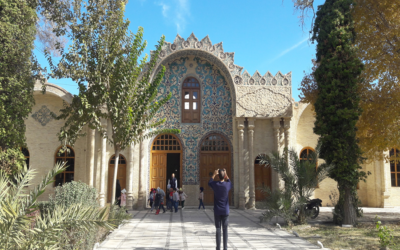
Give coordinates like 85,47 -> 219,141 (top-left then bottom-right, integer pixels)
96,208 -> 319,250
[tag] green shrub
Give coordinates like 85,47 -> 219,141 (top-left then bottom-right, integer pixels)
0,163 -> 113,249
108,204 -> 132,227
47,181 -> 101,250
50,180 -> 98,208
376,217 -> 394,248
0,147 -> 25,177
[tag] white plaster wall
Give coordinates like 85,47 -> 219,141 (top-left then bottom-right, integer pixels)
295,104 -> 338,206
26,92 -> 87,201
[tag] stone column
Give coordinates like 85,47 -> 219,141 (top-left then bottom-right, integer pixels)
382,150 -> 392,207
237,118 -> 246,209
126,143 -> 134,209
272,118 -> 281,153
86,128 -> 95,187
99,124 -> 107,207
137,139 -> 146,209
248,118 -> 255,209
272,118 -> 281,190
283,118 -> 291,149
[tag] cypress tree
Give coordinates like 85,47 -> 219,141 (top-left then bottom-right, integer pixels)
0,0 -> 38,149
312,0 -> 367,225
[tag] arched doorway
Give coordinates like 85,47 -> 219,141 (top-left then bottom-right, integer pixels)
107,154 -> 126,203
254,156 -> 272,201
150,134 -> 182,190
200,133 -> 232,205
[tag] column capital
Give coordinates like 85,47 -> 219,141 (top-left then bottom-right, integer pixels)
272,118 -> 281,129
247,118 -> 255,130
283,117 -> 291,130
237,117 -> 245,129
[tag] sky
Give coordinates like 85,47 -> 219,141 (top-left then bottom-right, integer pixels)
34,0 -> 325,101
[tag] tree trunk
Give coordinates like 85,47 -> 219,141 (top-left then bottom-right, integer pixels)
342,185 -> 356,225
110,149 -> 120,205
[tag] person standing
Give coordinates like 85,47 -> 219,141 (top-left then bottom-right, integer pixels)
179,189 -> 188,210
169,173 -> 178,190
120,189 -> 127,207
115,179 -> 122,207
198,187 -> 205,210
208,169 -> 232,250
166,184 -> 171,210
172,188 -> 180,213
157,187 -> 166,214
169,188 -> 174,212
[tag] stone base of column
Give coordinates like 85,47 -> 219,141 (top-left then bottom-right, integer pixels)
239,194 -> 246,210
137,191 -> 146,210
99,193 -> 105,207
248,197 -> 256,209
127,192 -> 134,208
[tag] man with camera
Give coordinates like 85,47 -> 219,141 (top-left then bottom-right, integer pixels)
208,168 -> 232,250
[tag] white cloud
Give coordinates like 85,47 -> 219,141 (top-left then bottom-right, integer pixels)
158,2 -> 170,17
270,37 -> 309,63
157,0 -> 190,34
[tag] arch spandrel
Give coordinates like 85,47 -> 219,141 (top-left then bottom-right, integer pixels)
151,33 -> 293,118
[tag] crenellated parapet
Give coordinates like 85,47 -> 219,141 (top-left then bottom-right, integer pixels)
152,33 -> 293,118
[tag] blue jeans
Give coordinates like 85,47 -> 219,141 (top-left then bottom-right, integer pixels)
198,199 -> 205,209
174,201 -> 178,212
166,200 -> 171,209
214,214 -> 229,250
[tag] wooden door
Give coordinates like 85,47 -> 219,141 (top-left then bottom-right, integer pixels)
151,153 -> 167,189
200,153 -> 231,205
107,164 -> 126,203
254,164 -> 272,201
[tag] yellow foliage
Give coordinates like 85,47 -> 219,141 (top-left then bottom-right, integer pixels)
298,0 -> 400,161
354,0 -> 400,160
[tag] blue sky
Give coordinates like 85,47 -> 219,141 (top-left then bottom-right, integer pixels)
34,0 -> 325,101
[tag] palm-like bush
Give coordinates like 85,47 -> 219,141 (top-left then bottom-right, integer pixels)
0,163 -> 114,250
258,142 -> 333,225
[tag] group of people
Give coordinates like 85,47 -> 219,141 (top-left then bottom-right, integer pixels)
148,173 -> 188,214
147,170 -> 232,250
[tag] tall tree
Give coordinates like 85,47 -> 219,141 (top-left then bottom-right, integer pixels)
0,0 -> 42,149
298,0 -> 400,161
47,0 -> 178,205
311,0 -> 367,225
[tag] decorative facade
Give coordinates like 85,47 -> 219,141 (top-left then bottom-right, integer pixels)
25,34 -> 399,209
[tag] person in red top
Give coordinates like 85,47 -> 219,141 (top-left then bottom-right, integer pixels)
208,168 -> 232,250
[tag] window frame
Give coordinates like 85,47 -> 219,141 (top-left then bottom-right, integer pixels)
54,145 -> 75,186
299,147 -> 319,188
181,77 -> 201,123
200,134 -> 230,153
390,148 -> 400,187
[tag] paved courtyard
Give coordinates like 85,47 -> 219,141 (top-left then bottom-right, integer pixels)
97,208 -> 318,250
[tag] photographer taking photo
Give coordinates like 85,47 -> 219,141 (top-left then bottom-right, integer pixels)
208,168 -> 232,250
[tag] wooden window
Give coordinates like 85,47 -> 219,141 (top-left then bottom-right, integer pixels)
182,77 -> 200,123
109,155 -> 126,165
54,146 -> 75,186
300,147 -> 318,187
152,134 -> 181,151
299,147 -> 315,162
21,147 -> 29,169
201,134 -> 229,152
390,148 -> 400,187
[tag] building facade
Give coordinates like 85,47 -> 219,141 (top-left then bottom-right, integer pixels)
26,34 -> 400,209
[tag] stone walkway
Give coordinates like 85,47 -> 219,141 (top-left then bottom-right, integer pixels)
97,208 -> 318,250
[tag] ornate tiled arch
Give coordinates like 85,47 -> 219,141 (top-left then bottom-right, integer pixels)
151,56 -> 233,185
150,33 -> 293,118
147,133 -> 186,194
